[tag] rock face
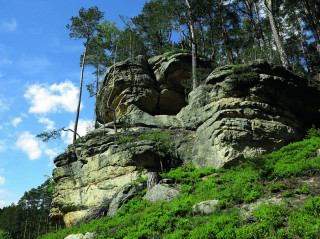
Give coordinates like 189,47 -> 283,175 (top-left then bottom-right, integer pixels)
51,54 -> 320,227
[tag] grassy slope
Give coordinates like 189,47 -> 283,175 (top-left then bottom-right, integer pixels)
40,136 -> 320,239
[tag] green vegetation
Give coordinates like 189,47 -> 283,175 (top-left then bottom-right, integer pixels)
269,183 -> 287,193
165,49 -> 207,59
0,179 -> 54,239
0,230 -> 13,239
38,135 -> 320,238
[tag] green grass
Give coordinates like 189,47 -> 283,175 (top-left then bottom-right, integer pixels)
39,136 -> 320,238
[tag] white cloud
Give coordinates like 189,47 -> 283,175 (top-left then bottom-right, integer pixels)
0,140 -> 7,152
0,189 -> 10,198
0,18 -> 17,32
62,119 -> 93,144
0,176 -> 5,186
0,73 -> 3,78
0,95 -> 10,112
24,80 -> 79,114
12,117 -> 22,127
44,148 -> 58,160
38,117 -> 55,131
0,200 -> 6,207
16,131 -> 42,160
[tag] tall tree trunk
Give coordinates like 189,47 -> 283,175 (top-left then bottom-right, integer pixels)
266,0 -> 290,68
199,21 -> 206,55
186,0 -> 198,90
73,45 -> 87,141
253,0 -> 266,46
244,0 -> 260,46
296,18 -> 312,72
301,0 -> 320,56
208,14 -> 216,61
171,21 -> 184,49
220,5 -> 235,64
94,65 -> 99,129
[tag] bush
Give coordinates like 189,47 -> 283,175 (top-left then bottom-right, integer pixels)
269,183 -> 287,193
0,230 -> 12,239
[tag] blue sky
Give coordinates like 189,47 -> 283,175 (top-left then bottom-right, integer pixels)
0,0 -> 148,208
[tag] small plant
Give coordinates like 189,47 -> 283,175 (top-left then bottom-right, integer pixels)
115,135 -> 136,145
180,78 -> 192,103
305,124 -> 320,139
119,108 -> 131,131
283,190 -> 293,197
269,183 -> 287,193
294,183 -> 310,195
231,64 -> 245,73
73,136 -> 85,144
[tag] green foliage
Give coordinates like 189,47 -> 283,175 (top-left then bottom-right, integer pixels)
166,49 -> 207,59
287,197 -> 320,238
294,183 -> 310,195
66,6 -> 104,42
283,190 -> 293,197
36,129 -> 62,143
0,178 -> 54,239
166,49 -> 191,57
73,136 -> 85,144
115,136 -> 135,145
0,230 -> 12,239
306,125 -> 320,139
138,130 -> 173,159
269,183 -> 287,193
160,165 -> 215,185
40,133 -> 320,238
180,78 -> 192,103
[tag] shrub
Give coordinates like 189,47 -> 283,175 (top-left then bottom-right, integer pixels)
269,183 -> 287,193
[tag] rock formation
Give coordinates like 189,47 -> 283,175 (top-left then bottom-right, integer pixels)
51,53 -> 320,227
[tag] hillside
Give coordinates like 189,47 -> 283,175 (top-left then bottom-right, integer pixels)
35,52 -> 320,238
40,132 -> 320,238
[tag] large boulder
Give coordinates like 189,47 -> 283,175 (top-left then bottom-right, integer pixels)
96,55 -> 158,124
143,184 -> 180,203
179,61 -> 320,168
192,200 -> 220,215
51,56 -> 320,227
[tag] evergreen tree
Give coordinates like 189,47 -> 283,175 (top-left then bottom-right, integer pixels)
66,6 -> 104,141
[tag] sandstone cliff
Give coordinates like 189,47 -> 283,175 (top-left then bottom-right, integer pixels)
51,53 -> 320,227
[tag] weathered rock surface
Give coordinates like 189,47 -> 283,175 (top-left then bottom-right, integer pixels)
143,184 -> 180,203
192,200 -> 220,215
51,54 -> 320,227
107,184 -> 141,217
64,232 -> 96,239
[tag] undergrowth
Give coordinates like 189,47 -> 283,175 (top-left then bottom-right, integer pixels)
39,136 -> 320,238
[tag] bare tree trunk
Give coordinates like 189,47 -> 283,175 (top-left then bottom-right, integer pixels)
253,0 -> 266,47
244,0 -> 260,47
74,45 -> 87,141
107,46 -> 118,134
147,172 -> 160,189
220,5 -> 235,64
266,0 -> 289,68
94,65 -> 99,129
296,18 -> 312,72
171,21 -> 184,49
186,0 -> 198,90
301,0 -> 320,56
